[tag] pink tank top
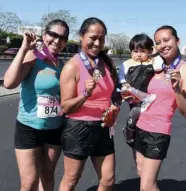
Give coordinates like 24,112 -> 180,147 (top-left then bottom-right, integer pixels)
136,60 -> 185,135
67,54 -> 114,121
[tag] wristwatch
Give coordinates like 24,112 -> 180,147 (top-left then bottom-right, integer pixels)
82,89 -> 89,97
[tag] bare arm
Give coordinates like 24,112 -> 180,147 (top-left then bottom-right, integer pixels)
60,59 -> 96,114
4,49 -> 35,89
171,64 -> 186,116
4,32 -> 37,89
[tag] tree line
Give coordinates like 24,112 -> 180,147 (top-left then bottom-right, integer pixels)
0,8 -> 130,56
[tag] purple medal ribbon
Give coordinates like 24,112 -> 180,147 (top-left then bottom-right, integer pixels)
79,50 -> 99,70
163,54 -> 181,71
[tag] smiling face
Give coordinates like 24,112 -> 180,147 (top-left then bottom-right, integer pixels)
80,23 -> 106,58
43,25 -> 68,54
154,29 -> 180,64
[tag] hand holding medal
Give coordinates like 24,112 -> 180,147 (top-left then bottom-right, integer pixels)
34,40 -> 58,62
163,54 -> 181,85
169,70 -> 182,93
21,31 -> 37,52
84,79 -> 96,97
164,69 -> 174,84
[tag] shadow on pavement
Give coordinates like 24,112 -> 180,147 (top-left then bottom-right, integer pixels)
87,178 -> 186,191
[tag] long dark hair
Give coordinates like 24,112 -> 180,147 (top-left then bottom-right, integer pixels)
129,33 -> 154,52
79,17 -> 119,87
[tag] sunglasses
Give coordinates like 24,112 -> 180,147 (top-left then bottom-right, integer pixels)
46,30 -> 68,42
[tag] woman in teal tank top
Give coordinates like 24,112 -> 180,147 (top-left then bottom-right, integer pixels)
4,19 -> 69,191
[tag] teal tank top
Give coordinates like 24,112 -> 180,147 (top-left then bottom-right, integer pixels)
17,59 -> 64,130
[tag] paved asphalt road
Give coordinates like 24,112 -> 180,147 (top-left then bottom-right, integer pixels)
0,94 -> 186,191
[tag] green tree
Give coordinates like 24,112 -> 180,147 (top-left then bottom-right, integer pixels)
39,10 -> 77,33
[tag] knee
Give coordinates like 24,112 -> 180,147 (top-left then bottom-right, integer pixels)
20,176 -> 39,191
140,187 -> 153,191
99,173 -> 115,187
63,172 -> 81,189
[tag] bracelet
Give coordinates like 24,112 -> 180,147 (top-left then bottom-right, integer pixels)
174,88 -> 181,94
173,83 -> 181,94
82,89 -> 89,97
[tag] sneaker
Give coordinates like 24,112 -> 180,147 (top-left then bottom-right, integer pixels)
140,94 -> 156,112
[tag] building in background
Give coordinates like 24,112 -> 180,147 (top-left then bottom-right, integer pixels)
17,26 -> 43,36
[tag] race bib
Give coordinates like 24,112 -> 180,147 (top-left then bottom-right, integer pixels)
37,95 -> 62,118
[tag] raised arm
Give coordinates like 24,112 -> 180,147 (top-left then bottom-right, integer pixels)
60,60 -> 96,114
4,32 -> 37,89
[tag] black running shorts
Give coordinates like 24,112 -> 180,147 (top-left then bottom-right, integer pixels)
130,126 -> 170,160
14,120 -> 63,149
61,118 -> 115,160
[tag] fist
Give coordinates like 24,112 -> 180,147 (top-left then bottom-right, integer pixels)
101,105 -> 120,127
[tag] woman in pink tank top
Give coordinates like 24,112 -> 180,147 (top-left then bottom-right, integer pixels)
129,26 -> 186,191
59,17 -> 122,191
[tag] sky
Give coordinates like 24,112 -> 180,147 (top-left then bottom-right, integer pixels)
1,0 -> 186,49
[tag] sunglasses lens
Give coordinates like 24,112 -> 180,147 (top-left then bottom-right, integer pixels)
47,31 -> 68,41
47,31 -> 58,38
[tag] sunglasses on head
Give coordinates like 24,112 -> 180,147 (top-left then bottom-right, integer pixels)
46,30 -> 68,41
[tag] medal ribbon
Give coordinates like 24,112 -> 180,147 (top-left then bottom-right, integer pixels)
163,54 -> 181,71
79,50 -> 99,70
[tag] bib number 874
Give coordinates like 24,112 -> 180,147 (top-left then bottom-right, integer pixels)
45,106 -> 58,115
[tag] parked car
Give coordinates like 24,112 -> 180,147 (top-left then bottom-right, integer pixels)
4,48 -> 19,55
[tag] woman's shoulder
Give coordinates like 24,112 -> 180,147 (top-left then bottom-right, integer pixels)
180,59 -> 186,64
179,59 -> 186,70
67,53 -> 80,64
63,54 -> 79,71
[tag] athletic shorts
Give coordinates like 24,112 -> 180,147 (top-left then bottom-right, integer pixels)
14,120 -> 63,149
130,126 -> 170,160
61,118 -> 115,160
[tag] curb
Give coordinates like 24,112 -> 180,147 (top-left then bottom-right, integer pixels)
0,79 -> 20,97
0,91 -> 20,97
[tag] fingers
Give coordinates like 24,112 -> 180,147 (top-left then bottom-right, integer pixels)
24,31 -> 36,42
84,79 -> 96,95
101,107 -> 119,128
170,70 -> 181,84
169,70 -> 182,92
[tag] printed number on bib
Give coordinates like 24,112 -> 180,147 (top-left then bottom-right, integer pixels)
37,95 -> 62,118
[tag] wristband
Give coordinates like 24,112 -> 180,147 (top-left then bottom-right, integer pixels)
82,90 -> 89,97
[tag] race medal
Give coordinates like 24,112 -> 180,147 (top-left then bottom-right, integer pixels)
79,50 -> 100,81
164,71 -> 171,84
36,40 -> 44,51
93,69 -> 102,82
162,55 -> 181,85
